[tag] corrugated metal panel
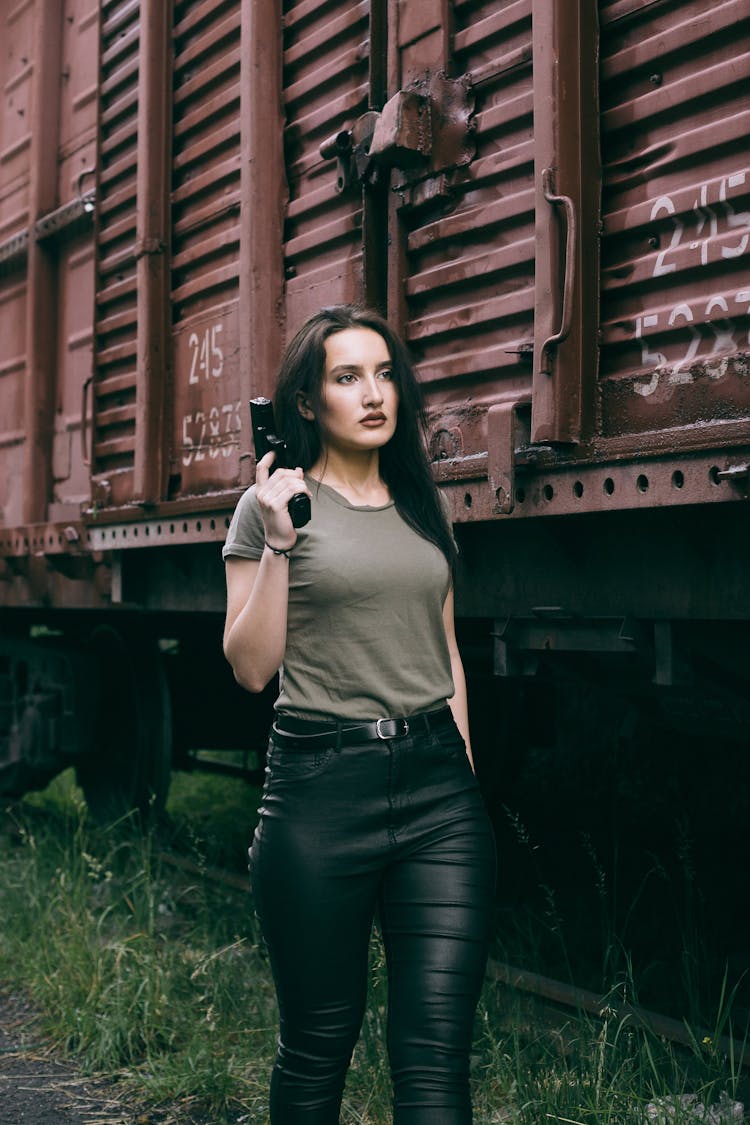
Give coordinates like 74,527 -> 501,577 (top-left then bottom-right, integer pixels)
0,0 -> 34,218
51,238 -> 96,520
0,271 -> 27,528
599,0 -> 750,445
528,0 -> 600,447
282,0 -> 370,333
170,0 -> 243,495
91,0 -> 140,500
405,0 -> 535,469
51,1 -> 99,520
57,2 -> 99,202
0,1 -> 34,528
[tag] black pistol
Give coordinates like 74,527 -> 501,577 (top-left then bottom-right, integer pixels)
249,397 -> 311,529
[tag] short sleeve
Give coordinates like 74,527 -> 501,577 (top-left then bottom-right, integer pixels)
222,485 -> 265,560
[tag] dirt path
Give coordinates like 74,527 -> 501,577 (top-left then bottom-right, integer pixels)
0,989 -> 150,1125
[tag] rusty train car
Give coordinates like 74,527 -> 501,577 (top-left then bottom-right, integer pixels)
0,0 -> 749,815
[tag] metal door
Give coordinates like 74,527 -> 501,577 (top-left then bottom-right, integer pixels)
281,0 -> 385,330
309,1 -> 602,520
89,0 -> 386,511
89,0 -> 142,509
598,0 -> 750,454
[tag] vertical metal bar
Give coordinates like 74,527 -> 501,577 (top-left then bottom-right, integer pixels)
133,0 -> 172,504
89,6 -> 105,491
370,0 -> 388,108
530,0 -> 600,446
363,0 -> 389,314
23,0 -> 65,524
386,190 -> 409,338
384,0 -> 453,330
398,0 -> 453,83
386,0 -> 400,96
363,185 -> 389,316
240,0 -> 286,448
385,0 -> 406,332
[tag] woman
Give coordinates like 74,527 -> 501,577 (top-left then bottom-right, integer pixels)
223,305 -> 496,1124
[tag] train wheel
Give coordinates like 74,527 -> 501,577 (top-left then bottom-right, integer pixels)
75,626 -> 172,824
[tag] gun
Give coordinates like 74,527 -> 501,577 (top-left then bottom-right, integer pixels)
250,397 -> 311,529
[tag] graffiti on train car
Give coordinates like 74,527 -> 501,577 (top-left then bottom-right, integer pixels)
634,168 -> 750,398
180,402 -> 243,467
187,324 -> 225,384
650,172 -> 749,276
635,293 -> 750,397
174,306 -> 243,478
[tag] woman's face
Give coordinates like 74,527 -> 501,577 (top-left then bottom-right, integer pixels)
307,327 -> 399,456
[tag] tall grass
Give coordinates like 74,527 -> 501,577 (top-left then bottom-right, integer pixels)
1,776 -> 279,1121
0,771 -> 746,1123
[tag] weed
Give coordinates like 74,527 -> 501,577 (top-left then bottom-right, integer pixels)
0,770 -> 746,1123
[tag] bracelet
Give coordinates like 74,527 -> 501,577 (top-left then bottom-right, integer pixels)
264,540 -> 293,559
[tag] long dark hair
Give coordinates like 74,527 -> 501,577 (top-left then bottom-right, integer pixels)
273,305 -> 457,570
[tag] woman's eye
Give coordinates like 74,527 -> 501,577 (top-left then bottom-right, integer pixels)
378,369 -> 393,380
337,373 -> 356,384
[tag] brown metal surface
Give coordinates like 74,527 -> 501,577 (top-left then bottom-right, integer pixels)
133,0 -> 171,505
46,5 -> 100,528
399,0 -> 536,480
86,508 -> 235,551
536,168 -> 577,371
22,1 -> 65,524
0,1 -> 34,533
440,446 -> 750,523
397,0 -> 452,82
598,0 -> 750,444
15,4 -> 99,534
487,397 -> 531,515
3,0 -> 750,599
170,0 -> 244,496
239,0 -> 286,464
90,0 -> 141,506
368,73 -> 476,181
0,2 -> 33,224
2,0 -> 98,537
0,519 -> 93,558
530,0 -> 599,446
281,0 -> 370,333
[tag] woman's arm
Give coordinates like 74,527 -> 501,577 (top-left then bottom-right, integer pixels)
223,453 -> 310,692
442,586 -> 475,772
224,553 -> 290,691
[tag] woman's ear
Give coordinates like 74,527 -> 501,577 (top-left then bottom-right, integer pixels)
296,391 -> 315,420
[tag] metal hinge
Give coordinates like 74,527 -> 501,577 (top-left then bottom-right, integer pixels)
35,168 -> 96,242
487,398 -> 531,514
319,73 -> 475,194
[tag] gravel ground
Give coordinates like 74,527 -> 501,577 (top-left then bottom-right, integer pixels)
0,988 -> 154,1125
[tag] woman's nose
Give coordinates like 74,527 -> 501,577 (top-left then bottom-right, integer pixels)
362,376 -> 384,404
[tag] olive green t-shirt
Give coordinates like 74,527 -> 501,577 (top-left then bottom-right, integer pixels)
222,477 -> 455,720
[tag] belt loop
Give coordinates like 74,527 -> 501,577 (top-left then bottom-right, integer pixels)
335,719 -> 342,753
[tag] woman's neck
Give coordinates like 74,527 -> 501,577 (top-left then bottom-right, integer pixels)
309,449 -> 390,504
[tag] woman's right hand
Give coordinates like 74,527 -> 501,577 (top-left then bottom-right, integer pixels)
255,451 -> 311,551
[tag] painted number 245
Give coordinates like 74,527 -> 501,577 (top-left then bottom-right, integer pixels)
188,324 -> 224,382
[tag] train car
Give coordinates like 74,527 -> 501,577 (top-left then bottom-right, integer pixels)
0,0 -> 748,817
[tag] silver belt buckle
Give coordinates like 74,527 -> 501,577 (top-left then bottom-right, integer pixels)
376,717 -> 409,739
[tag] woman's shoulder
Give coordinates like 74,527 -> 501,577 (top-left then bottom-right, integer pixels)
230,483 -> 264,528
223,484 -> 264,560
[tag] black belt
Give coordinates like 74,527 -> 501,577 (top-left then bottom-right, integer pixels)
272,706 -> 453,748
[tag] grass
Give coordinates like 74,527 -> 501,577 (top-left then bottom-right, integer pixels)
0,767 -> 747,1123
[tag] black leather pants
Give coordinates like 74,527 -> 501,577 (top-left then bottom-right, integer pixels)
248,710 -> 497,1124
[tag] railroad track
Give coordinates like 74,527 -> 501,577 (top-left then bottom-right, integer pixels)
158,850 -> 748,1069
